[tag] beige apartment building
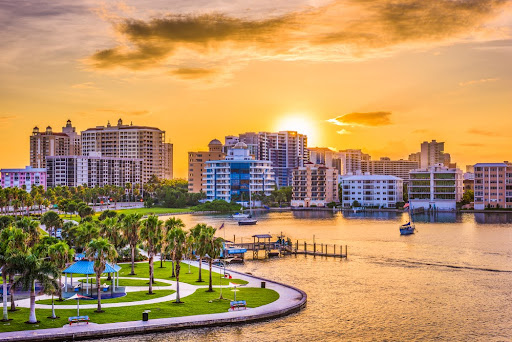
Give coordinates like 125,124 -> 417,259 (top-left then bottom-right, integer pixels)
361,157 -> 419,181
291,163 -> 339,207
188,139 -> 225,193
474,162 -> 512,209
81,119 -> 172,183
30,120 -> 81,168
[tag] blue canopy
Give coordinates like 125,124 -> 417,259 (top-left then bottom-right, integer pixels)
63,260 -> 121,275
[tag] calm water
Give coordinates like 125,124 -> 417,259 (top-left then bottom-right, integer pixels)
106,211 -> 512,342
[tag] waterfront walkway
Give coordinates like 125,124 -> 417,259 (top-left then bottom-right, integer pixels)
0,262 -> 306,342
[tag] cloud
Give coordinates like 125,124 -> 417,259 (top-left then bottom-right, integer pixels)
467,128 -> 506,137
0,115 -> 16,123
71,82 -> 98,90
170,67 -> 218,79
461,143 -> 485,147
86,0 -> 511,77
336,129 -> 351,135
328,111 -> 392,127
459,77 -> 499,86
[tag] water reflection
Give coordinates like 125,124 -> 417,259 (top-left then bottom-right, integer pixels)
411,212 -> 461,223
475,212 -> 512,224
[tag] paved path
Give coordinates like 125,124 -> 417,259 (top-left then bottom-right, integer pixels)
0,262 -> 307,342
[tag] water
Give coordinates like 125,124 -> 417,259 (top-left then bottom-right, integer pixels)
106,211 -> 512,341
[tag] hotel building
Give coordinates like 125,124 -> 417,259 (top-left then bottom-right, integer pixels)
361,157 -> 419,182
30,120 -> 81,168
338,149 -> 371,175
473,162 -> 512,209
46,154 -> 142,188
81,119 -> 172,182
340,174 -> 403,208
409,140 -> 452,169
409,164 -> 463,210
0,166 -> 47,191
188,139 -> 225,193
291,163 -> 339,208
204,142 -> 275,202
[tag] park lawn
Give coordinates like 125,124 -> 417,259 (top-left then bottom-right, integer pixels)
118,261 -> 248,286
0,287 -> 278,332
77,277 -> 167,287
37,290 -> 175,305
113,207 -> 193,215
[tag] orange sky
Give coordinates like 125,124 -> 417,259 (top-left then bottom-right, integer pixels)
1,0 -> 511,178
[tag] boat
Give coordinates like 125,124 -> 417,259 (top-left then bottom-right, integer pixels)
232,212 -> 250,219
353,207 -> 365,213
400,203 -> 416,235
238,218 -> 257,226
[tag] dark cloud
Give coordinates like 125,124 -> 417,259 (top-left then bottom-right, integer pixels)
88,0 -> 509,74
328,111 -> 392,127
170,67 -> 218,79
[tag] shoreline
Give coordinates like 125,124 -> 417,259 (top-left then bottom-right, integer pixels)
0,265 -> 307,342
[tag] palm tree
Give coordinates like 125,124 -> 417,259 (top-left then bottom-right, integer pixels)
15,217 -> 40,248
12,254 -> 59,323
121,213 -> 143,275
190,223 -> 207,282
139,215 -> 163,294
48,241 -> 74,301
185,233 -> 195,274
40,211 -> 63,237
201,226 -> 224,292
86,238 -> 117,312
167,225 -> 187,303
164,217 -> 185,273
2,227 -> 29,311
76,222 -> 100,253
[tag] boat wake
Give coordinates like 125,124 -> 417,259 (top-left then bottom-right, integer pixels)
370,257 -> 512,273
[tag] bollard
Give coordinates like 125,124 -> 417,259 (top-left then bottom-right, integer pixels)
334,244 -> 336,257
233,235 -> 236,243
296,240 -> 298,255
261,281 -> 266,288
345,245 -> 348,258
321,243 -> 323,254
304,241 -> 307,253
142,311 -> 149,321
314,243 -> 316,255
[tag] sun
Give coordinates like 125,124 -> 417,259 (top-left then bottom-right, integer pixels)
275,114 -> 318,145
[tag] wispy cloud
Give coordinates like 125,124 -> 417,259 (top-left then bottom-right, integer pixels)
170,67 -> 218,80
328,111 -> 392,127
459,77 -> 499,86
96,108 -> 150,116
86,0 -> 511,79
0,115 -> 16,123
467,128 -> 505,137
71,82 -> 98,90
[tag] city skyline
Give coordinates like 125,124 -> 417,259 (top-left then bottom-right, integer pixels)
1,1 -> 512,178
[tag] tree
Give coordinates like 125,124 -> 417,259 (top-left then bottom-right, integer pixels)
15,217 -> 40,248
167,225 -> 187,303
48,241 -> 74,301
201,226 -> 224,292
190,223 -> 207,282
164,217 -> 185,273
76,222 -> 100,253
100,217 -> 125,252
40,211 -> 63,237
121,213 -> 143,275
139,215 -> 163,294
77,203 -> 94,219
12,254 -> 58,323
86,238 -> 117,312
2,227 -> 29,312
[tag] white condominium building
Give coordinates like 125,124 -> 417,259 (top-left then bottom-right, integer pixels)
340,174 -> 403,208
409,164 -> 463,210
204,142 -> 275,202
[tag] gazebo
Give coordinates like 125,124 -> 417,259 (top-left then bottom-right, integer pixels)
63,260 -> 121,294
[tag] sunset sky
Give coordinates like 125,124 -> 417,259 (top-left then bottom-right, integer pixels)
1,0 -> 511,178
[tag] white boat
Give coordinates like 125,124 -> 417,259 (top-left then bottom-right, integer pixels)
232,212 -> 250,219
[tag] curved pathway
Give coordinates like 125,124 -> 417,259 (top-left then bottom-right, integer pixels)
0,262 -> 307,342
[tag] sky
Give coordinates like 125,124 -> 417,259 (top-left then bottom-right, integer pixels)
1,0 -> 511,178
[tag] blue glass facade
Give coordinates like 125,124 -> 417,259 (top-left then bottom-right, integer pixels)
230,162 -> 251,197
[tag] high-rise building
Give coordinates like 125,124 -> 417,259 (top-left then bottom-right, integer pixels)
204,142 -> 275,202
81,119 -> 171,183
338,149 -> 371,175
224,131 -> 308,187
361,157 -> 419,181
409,164 -> 463,210
409,140 -> 452,169
1,166 -> 47,191
339,174 -> 403,208
188,139 -> 225,193
308,147 -> 344,176
62,119 -> 81,156
473,162 -> 512,209
291,163 -> 339,208
46,154 -> 142,188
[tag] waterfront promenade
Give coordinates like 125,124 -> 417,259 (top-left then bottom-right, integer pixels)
0,262 -> 307,342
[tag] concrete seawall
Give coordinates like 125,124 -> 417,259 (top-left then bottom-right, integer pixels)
0,268 -> 307,342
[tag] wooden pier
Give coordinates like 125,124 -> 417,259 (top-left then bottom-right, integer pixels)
229,234 -> 348,260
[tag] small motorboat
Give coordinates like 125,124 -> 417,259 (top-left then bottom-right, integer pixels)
400,222 -> 415,235
238,218 -> 257,226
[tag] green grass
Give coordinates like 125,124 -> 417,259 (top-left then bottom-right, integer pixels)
118,261 -> 248,286
113,207 -> 193,215
0,287 -> 279,332
36,290 -> 175,305
76,277 -> 167,287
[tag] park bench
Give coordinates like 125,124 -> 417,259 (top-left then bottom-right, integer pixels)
230,300 -> 247,311
68,316 -> 90,325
